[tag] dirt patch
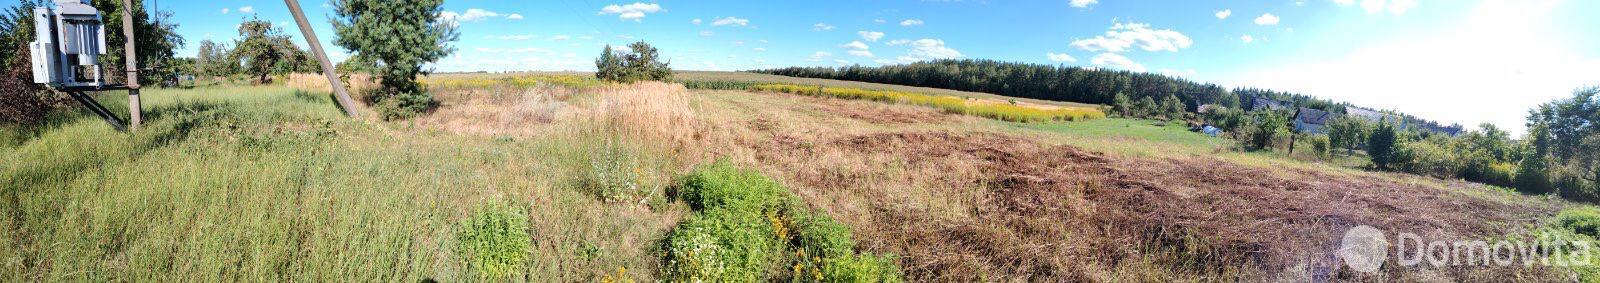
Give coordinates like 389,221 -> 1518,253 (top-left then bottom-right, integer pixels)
728,129 -> 1563,281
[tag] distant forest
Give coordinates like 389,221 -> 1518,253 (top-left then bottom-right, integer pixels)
753,59 -> 1457,130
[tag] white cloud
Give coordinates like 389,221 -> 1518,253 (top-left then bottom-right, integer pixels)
886,39 -> 911,46
551,35 -> 571,41
1069,22 -> 1193,53
834,59 -> 851,65
1046,52 -> 1077,62
900,19 -> 924,26
842,41 -> 871,50
220,8 -> 229,14
753,47 -> 767,52
692,18 -> 702,25
874,19 -> 887,24
807,51 -> 833,62
1254,13 -> 1280,25
1215,9 -> 1232,20
1070,0 -> 1098,8
238,6 -> 255,14
460,9 -> 502,22
1240,35 -> 1254,43
1224,0 -> 1596,135
1333,0 -> 1356,5
848,50 -> 875,57
599,3 -> 663,21
712,16 -> 750,27
440,9 -> 515,23
1090,53 -> 1145,72
904,39 -> 962,60
858,31 -> 885,42
814,23 -> 835,31
698,30 -> 714,37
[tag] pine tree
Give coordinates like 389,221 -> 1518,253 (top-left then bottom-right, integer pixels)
333,0 -> 459,119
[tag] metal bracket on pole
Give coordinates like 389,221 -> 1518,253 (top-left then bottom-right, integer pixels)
64,90 -> 127,131
285,0 -> 361,118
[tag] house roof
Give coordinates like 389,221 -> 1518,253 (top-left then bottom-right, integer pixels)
1296,107 -> 1334,125
1252,97 -> 1290,111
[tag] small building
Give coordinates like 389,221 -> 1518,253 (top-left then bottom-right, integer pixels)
1252,97 -> 1291,112
1293,107 -> 1334,134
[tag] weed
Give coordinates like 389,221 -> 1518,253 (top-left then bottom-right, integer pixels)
663,161 -> 903,282
456,202 -> 532,280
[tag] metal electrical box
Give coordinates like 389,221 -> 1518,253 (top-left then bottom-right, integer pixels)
29,0 -> 107,89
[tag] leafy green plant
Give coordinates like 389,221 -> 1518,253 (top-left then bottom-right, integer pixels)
664,161 -> 903,282
457,202 -> 532,280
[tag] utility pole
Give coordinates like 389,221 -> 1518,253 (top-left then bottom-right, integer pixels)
284,0 -> 361,118
119,0 -> 141,131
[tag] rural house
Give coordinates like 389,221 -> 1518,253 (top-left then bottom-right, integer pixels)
1251,97 -> 1291,112
1292,107 -> 1334,134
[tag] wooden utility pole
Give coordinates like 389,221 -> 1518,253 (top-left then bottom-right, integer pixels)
284,0 -> 361,118
119,0 -> 141,131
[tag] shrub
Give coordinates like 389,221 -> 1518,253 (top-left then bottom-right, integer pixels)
821,254 -> 904,283
664,161 -> 904,282
1559,208 -> 1600,238
663,208 -> 781,282
1308,135 -> 1331,159
579,137 -> 644,203
676,161 -> 789,212
456,202 -> 532,280
372,91 -> 438,120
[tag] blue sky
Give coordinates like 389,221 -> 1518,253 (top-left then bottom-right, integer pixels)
9,0 -> 1599,134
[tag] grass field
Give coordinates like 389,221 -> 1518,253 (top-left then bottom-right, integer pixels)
3,73 -> 1592,281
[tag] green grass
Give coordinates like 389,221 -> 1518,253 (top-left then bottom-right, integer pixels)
1,85 -> 681,281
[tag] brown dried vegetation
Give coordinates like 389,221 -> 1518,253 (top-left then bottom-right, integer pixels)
691,90 -> 1568,282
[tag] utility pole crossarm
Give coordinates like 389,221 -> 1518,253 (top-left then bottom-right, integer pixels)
284,0 -> 361,118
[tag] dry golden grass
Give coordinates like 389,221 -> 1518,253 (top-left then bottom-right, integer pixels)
285,73 -> 379,99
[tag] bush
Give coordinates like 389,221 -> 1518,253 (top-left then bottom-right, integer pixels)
1308,135 -> 1331,159
0,43 -> 55,125
1560,208 -> 1600,238
821,254 -> 904,283
664,161 -> 903,282
372,91 -> 438,120
663,208 -> 781,282
676,161 -> 789,212
456,202 -> 532,280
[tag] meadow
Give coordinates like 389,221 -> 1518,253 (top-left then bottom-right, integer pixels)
3,72 -> 1595,281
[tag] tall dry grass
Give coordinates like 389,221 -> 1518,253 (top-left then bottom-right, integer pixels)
286,73 -> 379,100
